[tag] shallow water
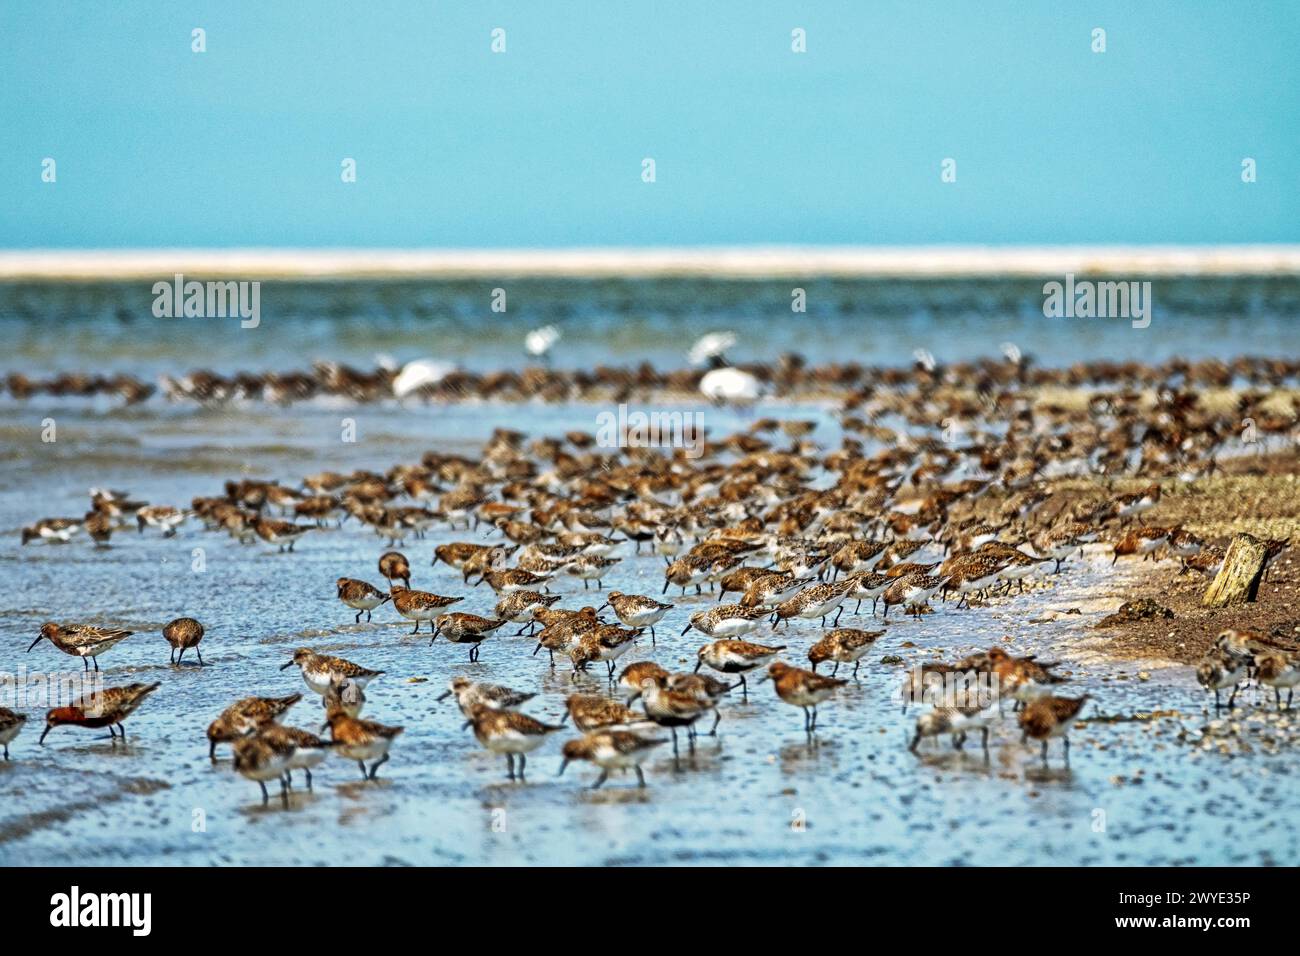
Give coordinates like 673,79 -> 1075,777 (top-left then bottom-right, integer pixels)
1,399 -> 1295,866
3,275 -> 1299,375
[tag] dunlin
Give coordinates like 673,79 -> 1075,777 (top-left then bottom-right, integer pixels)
40,682 -> 160,745
322,678 -> 366,725
0,708 -> 27,759
29,622 -> 132,672
682,604 -> 768,638
336,577 -> 392,623
494,590 -> 562,634
478,568 -> 552,593
257,724 -> 330,790
1254,651 -> 1300,710
617,661 -> 670,702
829,540 -> 889,578
600,591 -> 673,643
1196,646 -> 1247,711
694,639 -> 785,695
562,694 -> 647,733
808,628 -> 884,677
438,676 -> 536,715
771,580 -> 853,629
83,508 -> 114,547
1111,526 -> 1173,564
909,702 -> 999,754
136,504 -> 186,537
662,554 -> 715,596
843,571 -> 892,615
464,704 -> 561,781
281,648 -> 384,695
638,677 -> 711,762
986,646 -> 1067,703
162,617 -> 204,665
390,585 -> 463,634
1017,694 -> 1090,766
207,693 -> 303,759
564,555 -> 621,590
568,624 -> 640,678
251,516 -> 313,552
20,517 -> 82,545
326,712 -> 405,780
1112,483 -> 1161,523
880,573 -> 947,619
559,731 -> 668,789
532,607 -> 600,665
432,612 -> 505,661
761,662 -> 846,733
232,733 -> 295,807
667,672 -> 734,735
378,550 -> 412,589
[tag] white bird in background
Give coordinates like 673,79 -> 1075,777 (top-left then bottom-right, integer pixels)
525,325 -> 561,360
689,330 -> 762,405
392,359 -> 456,398
699,366 -> 761,404
688,330 -> 737,367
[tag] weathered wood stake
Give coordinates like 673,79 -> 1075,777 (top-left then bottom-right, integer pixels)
1203,533 -> 1267,608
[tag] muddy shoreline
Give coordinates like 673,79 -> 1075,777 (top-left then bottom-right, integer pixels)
1023,452 -> 1300,666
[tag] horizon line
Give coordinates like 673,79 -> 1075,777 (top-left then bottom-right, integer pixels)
3,245 -> 1300,280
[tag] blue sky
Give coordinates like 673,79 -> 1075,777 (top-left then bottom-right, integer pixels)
2,0 -> 1296,248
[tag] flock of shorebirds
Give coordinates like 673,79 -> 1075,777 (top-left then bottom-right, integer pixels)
7,352 -> 1298,806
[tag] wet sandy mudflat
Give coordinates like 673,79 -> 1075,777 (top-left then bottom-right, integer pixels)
1,400 -> 1297,866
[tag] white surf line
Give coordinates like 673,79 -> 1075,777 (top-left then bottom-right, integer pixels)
3,246 -> 1300,280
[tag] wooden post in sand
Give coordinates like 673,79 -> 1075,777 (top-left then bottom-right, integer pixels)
1203,533 -> 1268,607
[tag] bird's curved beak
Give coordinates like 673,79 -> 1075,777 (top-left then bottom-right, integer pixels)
435,690 -> 451,702
681,624 -> 692,636
693,659 -> 702,673
557,758 -> 569,777
596,603 -> 609,612
38,723 -> 52,744
279,661 -> 295,671
460,720 -> 472,731
27,636 -> 43,653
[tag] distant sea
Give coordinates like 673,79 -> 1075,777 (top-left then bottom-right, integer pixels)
1,273 -> 1298,376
